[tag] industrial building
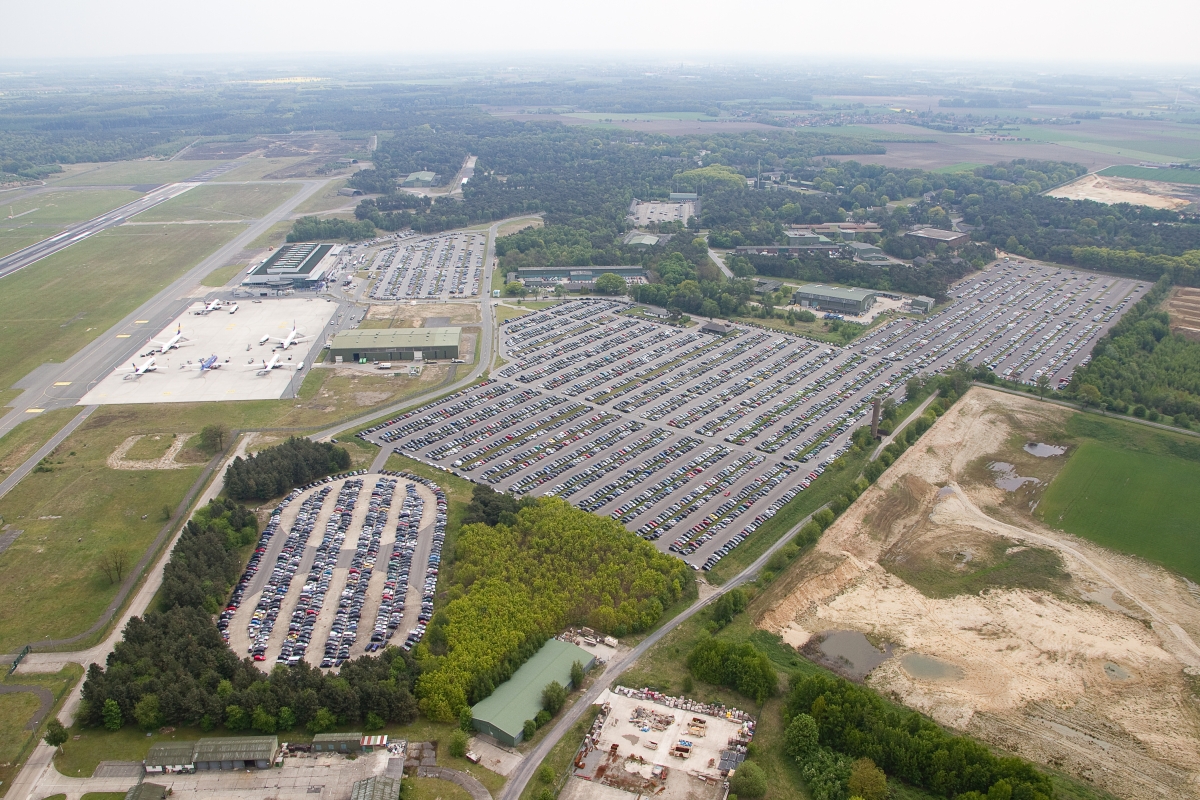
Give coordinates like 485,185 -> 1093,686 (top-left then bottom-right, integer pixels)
911,295 -> 935,313
402,171 -> 438,187
330,328 -> 461,363
145,736 -> 279,771
792,283 -> 877,315
845,241 -> 888,262
351,776 -> 403,800
312,732 -> 362,754
513,265 -> 646,290
124,784 -> 168,800
905,228 -> 971,248
144,742 -> 198,774
752,278 -> 784,294
471,638 -> 596,746
243,243 -> 341,289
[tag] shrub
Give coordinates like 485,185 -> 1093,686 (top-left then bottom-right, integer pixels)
523,719 -> 537,739
729,760 -> 768,798
449,729 -> 469,758
542,681 -> 567,715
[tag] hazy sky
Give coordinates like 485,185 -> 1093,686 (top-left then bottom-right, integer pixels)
6,0 -> 1200,65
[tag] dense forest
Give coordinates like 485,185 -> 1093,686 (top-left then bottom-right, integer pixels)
1068,278 -> 1200,424
288,216 -> 376,243
224,438 -> 351,501
416,495 -> 694,721
784,673 -> 1053,800
80,498 -> 420,734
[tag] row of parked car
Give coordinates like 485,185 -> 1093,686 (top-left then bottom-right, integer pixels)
368,484 -> 421,651
504,319 -> 649,383
398,474 -> 449,651
355,379 -> 503,443
376,382 -> 509,444
317,477 -> 393,667
401,389 -> 542,453
427,394 -> 570,461
509,420 -> 643,494
281,478 -> 364,666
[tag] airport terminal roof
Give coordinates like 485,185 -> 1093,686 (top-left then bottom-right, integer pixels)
193,736 -> 278,762
472,639 -> 593,743
245,242 -> 340,285
794,283 -> 877,301
331,327 -> 461,351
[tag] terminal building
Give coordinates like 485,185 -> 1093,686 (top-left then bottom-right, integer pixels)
792,283 -> 877,315
330,327 -> 461,363
471,638 -> 595,746
243,243 -> 341,290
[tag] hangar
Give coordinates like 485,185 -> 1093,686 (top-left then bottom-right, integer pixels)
243,243 -> 341,289
792,283 -> 877,315
471,638 -> 595,746
905,228 -> 971,248
330,327 -> 461,363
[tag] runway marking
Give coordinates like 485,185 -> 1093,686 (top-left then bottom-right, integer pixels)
24,408 -> 43,413
134,320 -> 149,324
53,382 -> 71,386
162,392 -> 172,396
116,334 -> 131,338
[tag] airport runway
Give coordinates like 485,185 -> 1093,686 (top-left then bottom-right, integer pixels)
0,178 -> 331,439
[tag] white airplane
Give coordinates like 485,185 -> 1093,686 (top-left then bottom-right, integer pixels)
146,325 -> 189,355
194,299 -> 223,315
254,353 -> 284,376
121,357 -> 157,379
260,321 -> 308,350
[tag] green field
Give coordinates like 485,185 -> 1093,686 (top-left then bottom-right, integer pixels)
0,222 -> 240,393
0,229 -> 49,259
1098,165 -> 1200,185
54,161 -> 206,187
200,261 -> 247,287
0,666 -> 82,794
1039,436 -> 1200,583
132,182 -> 299,222
210,157 -> 308,182
932,162 -> 986,174
0,189 -> 144,258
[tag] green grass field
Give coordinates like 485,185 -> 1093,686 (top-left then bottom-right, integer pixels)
0,222 -> 240,393
0,229 -> 49,259
932,162 -> 986,174
54,161 -> 205,187
0,407 -> 82,475
1039,437 -> 1200,583
132,183 -> 299,222
0,409 -> 203,652
291,180 -> 353,214
210,157 -> 308,182
0,666 -> 82,794
200,261 -> 247,287
1098,165 -> 1200,185
0,189 -> 145,258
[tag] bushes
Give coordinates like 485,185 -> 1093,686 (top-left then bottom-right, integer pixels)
224,437 -> 352,501
160,498 -> 257,613
729,760 -> 768,797
784,673 -> 1052,799
685,637 -> 777,704
415,497 -> 693,720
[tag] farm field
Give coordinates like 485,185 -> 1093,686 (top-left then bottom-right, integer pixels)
1039,434 -> 1200,584
53,161 -> 205,187
0,222 -> 241,392
132,182 -> 299,222
1098,165 -> 1200,185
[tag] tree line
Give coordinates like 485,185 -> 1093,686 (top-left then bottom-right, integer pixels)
224,437 -> 352,501
288,216 -> 376,243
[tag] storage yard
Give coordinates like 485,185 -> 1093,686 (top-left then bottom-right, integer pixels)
369,231 -> 487,300
219,471 -> 447,669
78,298 -> 338,405
358,261 -> 1145,570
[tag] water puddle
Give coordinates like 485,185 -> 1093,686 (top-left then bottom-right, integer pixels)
936,485 -> 955,498
1083,587 -> 1131,614
810,630 -> 892,680
900,652 -> 964,681
1024,442 -> 1067,457
1103,661 -> 1130,681
988,462 -> 1041,492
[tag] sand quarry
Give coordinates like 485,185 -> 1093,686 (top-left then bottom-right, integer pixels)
1168,287 -> 1200,341
1047,173 -> 1198,210
757,387 -> 1200,800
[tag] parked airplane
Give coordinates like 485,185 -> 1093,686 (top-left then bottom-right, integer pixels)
145,325 -> 189,355
121,357 -> 157,379
196,354 -> 222,374
194,298 -> 223,315
254,353 -> 284,376
260,321 -> 308,350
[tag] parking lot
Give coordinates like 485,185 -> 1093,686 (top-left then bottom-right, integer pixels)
358,260 -> 1145,571
220,470 -> 447,669
370,232 -> 487,301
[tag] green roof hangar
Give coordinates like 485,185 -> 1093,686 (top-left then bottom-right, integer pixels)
330,327 -> 461,363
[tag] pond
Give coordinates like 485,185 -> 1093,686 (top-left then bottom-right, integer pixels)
1104,661 -> 1131,681
988,461 -> 1041,492
814,630 -> 892,680
899,652 -> 964,681
1024,442 -> 1067,458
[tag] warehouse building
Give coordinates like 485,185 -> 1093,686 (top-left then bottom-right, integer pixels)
471,639 -> 595,746
125,784 -> 168,800
312,732 -> 362,754
351,776 -> 403,800
192,736 -> 279,770
243,243 -> 341,289
144,741 -> 198,774
905,228 -> 971,248
330,328 -> 461,363
911,295 -> 935,313
402,171 -> 438,187
792,283 -> 877,315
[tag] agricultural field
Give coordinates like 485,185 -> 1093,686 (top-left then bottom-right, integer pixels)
1098,165 -> 1200,185
53,161 -> 205,187
1038,416 -> 1200,584
131,182 -> 299,222
0,222 -> 241,392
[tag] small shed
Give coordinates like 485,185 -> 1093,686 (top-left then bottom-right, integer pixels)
312,732 -> 363,754
361,734 -> 389,752
144,741 -> 197,774
351,775 -> 403,800
701,321 -> 732,335
911,295 -> 935,313
193,736 -> 278,770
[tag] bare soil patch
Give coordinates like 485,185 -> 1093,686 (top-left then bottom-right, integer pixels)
1047,174 -> 1194,209
1167,287 -> 1200,341
107,434 -> 194,470
756,387 -> 1200,800
364,302 -> 481,326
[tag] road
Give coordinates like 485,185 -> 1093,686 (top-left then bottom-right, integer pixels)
708,247 -> 735,279
0,178 -> 330,439
0,182 -> 200,281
